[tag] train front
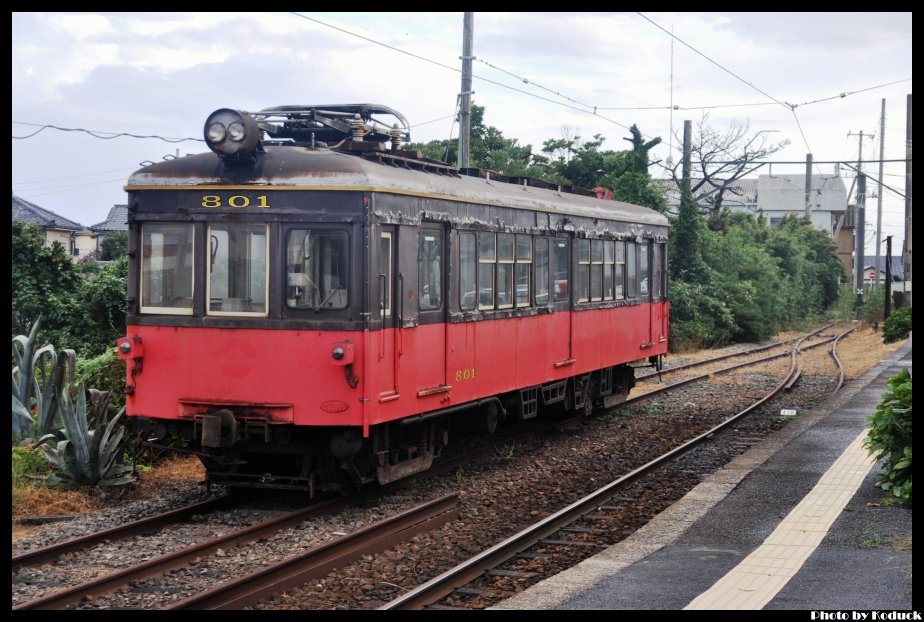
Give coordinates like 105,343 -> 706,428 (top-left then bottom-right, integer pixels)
117,108 -> 373,496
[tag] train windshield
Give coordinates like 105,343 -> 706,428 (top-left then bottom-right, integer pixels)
207,223 -> 269,316
140,223 -> 195,315
286,229 -> 349,310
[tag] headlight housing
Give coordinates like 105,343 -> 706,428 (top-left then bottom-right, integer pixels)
203,109 -> 261,157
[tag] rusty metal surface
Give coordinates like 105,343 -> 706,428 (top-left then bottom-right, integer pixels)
378,334 -> 828,610
14,495 -> 352,610
170,493 -> 459,610
12,495 -> 232,570
125,148 -> 669,228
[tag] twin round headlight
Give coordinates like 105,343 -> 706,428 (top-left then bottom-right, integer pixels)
203,109 -> 261,157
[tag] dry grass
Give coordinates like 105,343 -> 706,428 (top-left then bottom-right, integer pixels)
11,455 -> 205,534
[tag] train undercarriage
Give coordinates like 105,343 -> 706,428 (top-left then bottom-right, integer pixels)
131,364 -> 640,498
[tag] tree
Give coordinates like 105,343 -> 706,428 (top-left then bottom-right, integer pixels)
99,232 -> 128,261
11,221 -> 84,348
666,113 -> 790,227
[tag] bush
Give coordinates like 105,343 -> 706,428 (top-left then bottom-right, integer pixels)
865,369 -> 912,503
882,307 -> 912,343
12,444 -> 54,486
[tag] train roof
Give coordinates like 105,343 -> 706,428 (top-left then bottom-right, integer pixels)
126,146 -> 668,228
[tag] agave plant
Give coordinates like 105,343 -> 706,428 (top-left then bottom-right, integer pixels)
37,384 -> 135,488
11,316 -> 64,441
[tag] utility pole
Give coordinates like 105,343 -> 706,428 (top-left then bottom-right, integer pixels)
904,93 -> 912,308
804,153 -> 813,218
884,236 -> 893,320
855,174 -> 866,310
875,99 -> 886,292
458,12 -> 474,170
847,129 -> 868,299
682,120 -> 692,198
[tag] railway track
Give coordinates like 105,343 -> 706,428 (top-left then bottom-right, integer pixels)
12,325 -> 853,610
380,327 -> 852,610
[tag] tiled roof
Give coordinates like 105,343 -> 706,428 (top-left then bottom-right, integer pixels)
11,193 -> 84,230
91,204 -> 128,232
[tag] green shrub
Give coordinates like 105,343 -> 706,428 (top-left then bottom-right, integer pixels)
865,369 -> 912,503
882,307 -> 912,343
12,444 -> 54,485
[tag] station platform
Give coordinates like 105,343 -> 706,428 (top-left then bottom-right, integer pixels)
494,339 -> 913,612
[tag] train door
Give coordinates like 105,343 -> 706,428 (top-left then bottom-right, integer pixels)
376,226 -> 398,398
414,224 -> 448,394
656,242 -> 668,344
641,242 -> 653,348
551,235 -> 574,368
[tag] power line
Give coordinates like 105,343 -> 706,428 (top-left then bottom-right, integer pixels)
289,12 -> 641,134
790,77 -> 912,109
14,166 -> 139,186
636,12 -> 790,110
475,56 -> 596,110
12,121 -> 203,143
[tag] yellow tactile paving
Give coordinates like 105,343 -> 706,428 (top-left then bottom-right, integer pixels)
684,430 -> 876,610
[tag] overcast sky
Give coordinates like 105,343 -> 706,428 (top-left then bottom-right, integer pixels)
12,12 -> 911,255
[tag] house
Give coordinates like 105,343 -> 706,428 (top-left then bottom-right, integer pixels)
862,255 -> 905,285
11,193 -> 97,261
90,204 -> 128,251
661,173 -> 852,276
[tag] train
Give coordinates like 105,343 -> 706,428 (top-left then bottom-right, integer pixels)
117,104 -> 669,497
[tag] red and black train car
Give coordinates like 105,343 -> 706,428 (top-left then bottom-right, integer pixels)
118,105 -> 669,496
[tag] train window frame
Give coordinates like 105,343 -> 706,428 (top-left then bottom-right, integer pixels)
139,222 -> 195,316
380,231 -> 393,317
418,230 -> 443,312
576,238 -> 590,303
496,233 -> 515,309
534,237 -> 550,307
206,223 -> 270,317
590,239 -> 604,302
640,242 -> 650,297
459,231 -> 477,311
478,233 -> 496,311
553,237 -> 570,304
515,235 -> 532,308
615,241 -> 626,300
603,240 -> 615,301
627,241 -> 638,299
282,227 -> 349,313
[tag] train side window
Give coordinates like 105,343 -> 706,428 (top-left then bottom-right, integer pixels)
478,233 -> 495,310
658,242 -> 667,298
553,238 -> 570,303
640,243 -> 650,297
576,239 -> 590,303
591,240 -> 604,302
534,238 -> 549,306
140,223 -> 195,315
380,232 -> 392,317
459,232 -> 478,311
284,228 -> 349,311
459,232 -> 476,311
515,235 -> 532,308
603,241 -> 615,301
627,242 -> 638,299
496,233 -> 514,309
208,223 -> 269,316
615,241 -> 625,299
418,231 -> 442,311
